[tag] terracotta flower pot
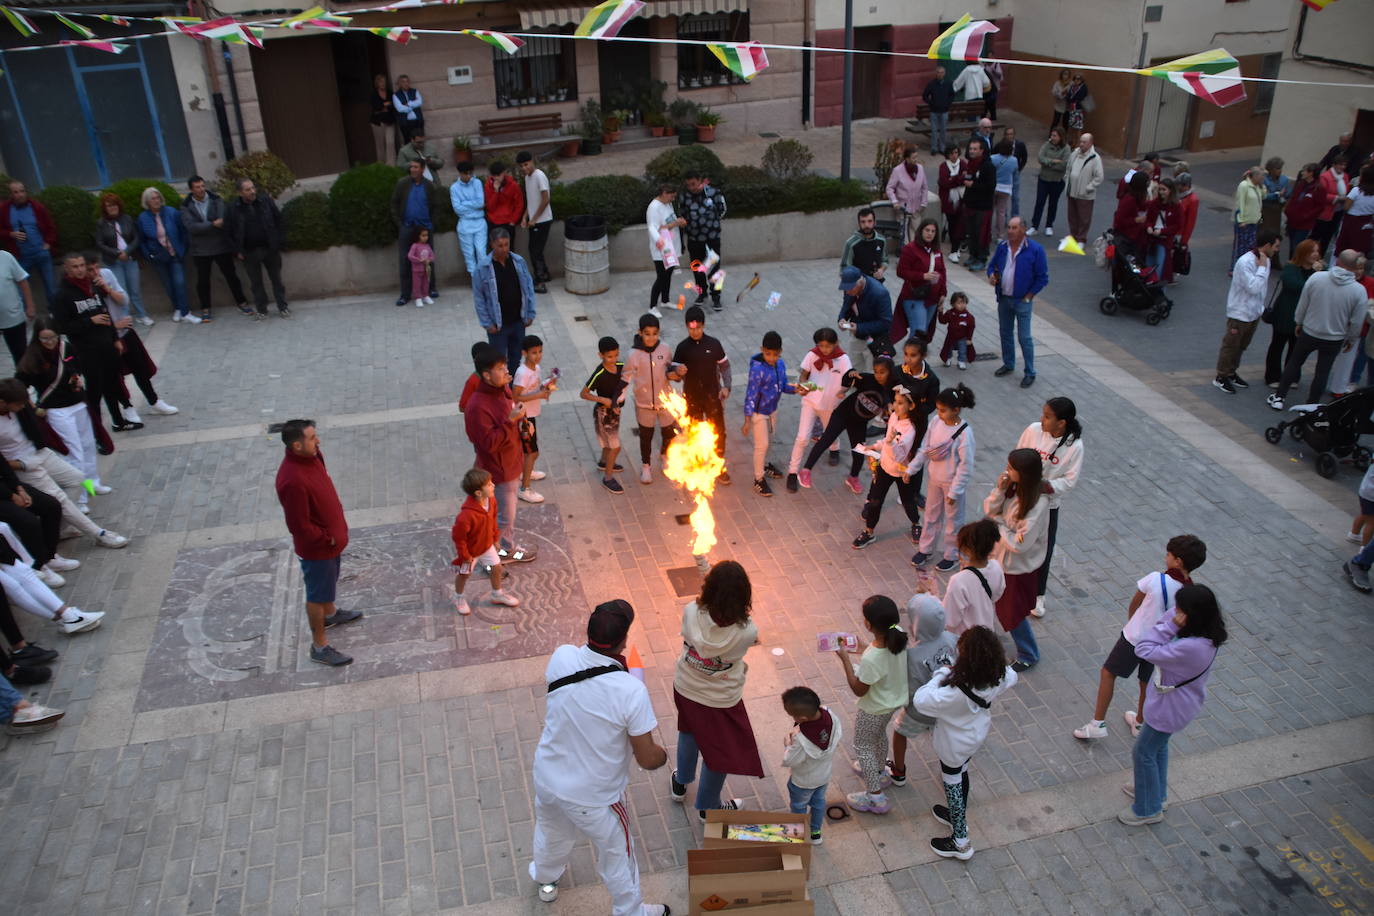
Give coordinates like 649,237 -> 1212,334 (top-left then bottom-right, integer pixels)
650,126 -> 666,138
696,125 -> 717,143
560,139 -> 581,158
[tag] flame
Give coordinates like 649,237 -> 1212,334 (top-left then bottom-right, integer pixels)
660,390 -> 725,556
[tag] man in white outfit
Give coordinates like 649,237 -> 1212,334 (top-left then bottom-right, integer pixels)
529,600 -> 671,915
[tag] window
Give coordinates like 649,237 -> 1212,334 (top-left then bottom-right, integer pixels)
677,12 -> 750,90
493,32 -> 577,109
1253,53 -> 1281,114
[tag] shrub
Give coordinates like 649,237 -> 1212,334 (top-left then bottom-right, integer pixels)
549,182 -> 580,221
328,163 -> 405,248
761,138 -> 814,181
0,175 -> 11,201
102,178 -> 182,215
561,174 -> 650,233
785,176 -> 872,214
281,191 -> 341,251
215,150 -> 296,200
35,185 -> 97,255
873,138 -> 906,199
720,165 -> 786,218
644,145 -> 724,187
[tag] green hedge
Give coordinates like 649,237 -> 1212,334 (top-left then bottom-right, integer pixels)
281,191 -> 340,251
102,178 -> 181,216
719,166 -> 787,218
328,163 -> 405,248
555,174 -> 652,234
644,146 -> 724,187
35,185 -> 96,255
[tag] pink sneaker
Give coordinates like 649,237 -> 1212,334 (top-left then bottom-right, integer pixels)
844,476 -> 862,495
798,469 -> 812,489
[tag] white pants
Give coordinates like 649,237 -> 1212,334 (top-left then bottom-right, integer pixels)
43,403 -> 101,496
788,402 -> 837,473
749,413 -> 774,481
529,788 -> 648,916
16,449 -> 103,538
0,559 -> 63,620
918,478 -> 965,561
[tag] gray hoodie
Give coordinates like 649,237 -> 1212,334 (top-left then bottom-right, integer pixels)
900,594 -> 959,727
1294,265 -> 1368,342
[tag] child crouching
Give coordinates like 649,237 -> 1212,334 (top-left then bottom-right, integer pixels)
781,686 -> 841,846
886,573 -> 959,787
450,468 -> 519,615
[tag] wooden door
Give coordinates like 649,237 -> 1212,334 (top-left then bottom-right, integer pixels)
252,35 -> 348,178
852,28 -> 885,120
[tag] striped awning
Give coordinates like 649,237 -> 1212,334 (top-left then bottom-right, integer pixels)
519,0 -> 748,30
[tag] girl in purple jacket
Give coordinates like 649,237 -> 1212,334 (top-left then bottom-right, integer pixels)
1120,585 -> 1226,826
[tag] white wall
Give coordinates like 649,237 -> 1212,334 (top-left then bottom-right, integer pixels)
1146,0 -> 1290,60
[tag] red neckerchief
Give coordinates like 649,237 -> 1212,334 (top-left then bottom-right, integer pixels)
70,275 -> 94,296
1165,568 -> 1192,586
798,708 -> 833,751
904,161 -> 919,179
810,345 -> 845,373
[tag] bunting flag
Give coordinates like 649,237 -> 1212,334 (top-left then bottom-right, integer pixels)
97,15 -> 131,27
380,0 -> 424,9
1300,0 -> 1339,9
158,17 -> 204,34
59,40 -> 129,54
185,17 -> 265,49
1137,48 -> 1247,108
283,7 -> 352,32
460,30 -> 524,55
1,8 -> 39,37
927,14 -> 998,61
574,0 -> 644,39
367,26 -> 414,44
53,13 -> 95,40
707,41 -> 769,81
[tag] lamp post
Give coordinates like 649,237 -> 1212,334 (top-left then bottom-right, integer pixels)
840,0 -> 853,182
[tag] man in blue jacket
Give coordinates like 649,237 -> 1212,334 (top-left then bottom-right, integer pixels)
837,265 -> 893,373
449,160 -> 486,278
986,217 -> 1049,388
474,228 -> 536,372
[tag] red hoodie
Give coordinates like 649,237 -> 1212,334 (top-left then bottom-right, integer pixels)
275,448 -> 349,560
464,380 -> 522,484
451,493 -> 499,565
484,175 -> 524,226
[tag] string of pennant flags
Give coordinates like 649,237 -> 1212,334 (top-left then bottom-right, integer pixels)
0,1 -> 1366,103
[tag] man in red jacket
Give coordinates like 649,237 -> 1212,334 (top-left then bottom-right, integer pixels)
484,162 -> 525,252
275,419 -> 363,667
463,346 -> 538,563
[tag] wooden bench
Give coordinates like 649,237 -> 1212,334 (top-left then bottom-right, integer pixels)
478,113 -> 563,139
905,100 -> 1000,139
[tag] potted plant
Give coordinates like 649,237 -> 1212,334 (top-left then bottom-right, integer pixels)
579,97 -> 603,155
452,135 -> 473,165
670,98 -> 698,145
694,108 -> 723,143
559,124 -> 581,158
602,111 -> 622,144
645,112 -> 667,137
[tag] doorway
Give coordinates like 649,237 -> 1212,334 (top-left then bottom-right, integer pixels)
597,17 -> 649,113
1138,69 -> 1192,154
333,33 -> 393,166
852,27 -> 889,120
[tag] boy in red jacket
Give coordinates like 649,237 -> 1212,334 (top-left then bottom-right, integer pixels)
451,468 -> 518,615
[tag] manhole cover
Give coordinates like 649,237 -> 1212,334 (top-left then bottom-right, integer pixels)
666,566 -> 704,598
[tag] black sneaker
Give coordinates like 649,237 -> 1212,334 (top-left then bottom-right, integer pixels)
11,644 -> 58,665
909,524 -> 922,545
828,451 -> 840,467
884,760 -> 907,787
753,478 -> 773,497
930,835 -> 974,860
7,665 -> 50,684
1230,374 -> 1249,389
670,771 -> 687,802
279,308 -> 293,319
602,477 -> 625,494
910,551 -> 930,567
699,799 -> 743,820
1019,375 -> 1036,389
112,421 -> 144,432
932,804 -> 952,827
534,283 -> 548,294
1011,659 -> 1036,673
309,645 -> 353,667
324,609 -> 364,628
1213,376 -> 1236,394
764,463 -> 784,479
694,292 -> 707,305
786,473 -> 799,493
994,366 -> 1014,377
936,558 -> 957,572
718,470 -> 732,486
711,300 -> 723,313
395,298 -> 407,307
596,459 -> 625,471
852,531 -> 876,549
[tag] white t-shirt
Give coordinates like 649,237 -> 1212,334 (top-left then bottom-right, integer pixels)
880,414 -> 916,477
800,349 -> 852,413
0,250 -> 29,328
943,560 -> 1005,634
513,363 -> 544,419
533,644 -> 657,807
0,413 -> 38,463
646,199 -> 677,262
525,168 -> 552,224
1121,572 -> 1184,645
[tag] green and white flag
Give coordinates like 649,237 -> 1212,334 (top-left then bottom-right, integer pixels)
927,14 -> 998,61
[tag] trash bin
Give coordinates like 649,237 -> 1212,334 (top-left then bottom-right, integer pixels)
563,215 -> 610,295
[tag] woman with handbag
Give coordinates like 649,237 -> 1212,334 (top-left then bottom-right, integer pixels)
1119,585 -> 1227,826
1264,239 -> 1322,388
1064,74 -> 1090,140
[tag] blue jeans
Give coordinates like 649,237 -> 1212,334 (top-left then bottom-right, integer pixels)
1352,538 -> 1374,570
676,730 -> 727,811
1132,723 -> 1171,816
929,111 -> 949,153
902,299 -> 933,342
458,222 -> 485,276
1146,243 -> 1168,274
0,674 -> 21,724
488,322 -> 525,379
787,780 -> 827,835
1011,172 -> 1022,218
150,257 -> 190,316
107,258 -> 148,319
19,250 -> 56,303
494,478 -> 518,548
996,294 -> 1035,377
1350,343 -> 1373,388
1009,617 -> 1040,666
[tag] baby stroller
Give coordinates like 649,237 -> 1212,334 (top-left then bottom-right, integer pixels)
1098,230 -> 1173,325
1263,386 -> 1374,478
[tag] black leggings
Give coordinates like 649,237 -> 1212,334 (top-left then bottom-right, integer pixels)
638,423 -> 677,465
0,489 -> 61,569
804,408 -> 867,476
650,262 -> 675,307
862,466 -> 922,530
1036,507 -> 1060,596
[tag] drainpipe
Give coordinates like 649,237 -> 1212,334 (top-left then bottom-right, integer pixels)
222,43 -> 248,152
201,39 -> 235,161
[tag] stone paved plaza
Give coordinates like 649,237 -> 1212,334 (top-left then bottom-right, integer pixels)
0,215 -> 1372,914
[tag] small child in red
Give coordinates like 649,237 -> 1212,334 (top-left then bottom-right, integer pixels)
938,292 -> 977,370
451,468 -> 519,615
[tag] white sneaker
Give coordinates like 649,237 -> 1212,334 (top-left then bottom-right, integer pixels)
517,488 -> 545,503
9,703 -> 64,730
91,482 -> 113,495
529,470 -> 547,481
1031,595 -> 1046,618
640,464 -> 653,485
1267,394 -> 1285,411
149,400 -> 179,415
490,590 -> 521,607
1044,227 -> 1055,237
957,360 -> 968,370
182,313 -> 202,325
171,313 -> 182,323
649,306 -> 663,319
414,299 -> 425,308
537,882 -> 558,903
60,610 -> 104,635
78,503 -> 91,515
137,316 -> 155,327
95,530 -> 129,549
37,567 -> 65,588
1073,721 -> 1107,740
47,555 -> 80,572
123,407 -> 143,424
941,357 -> 951,367
1347,531 -> 1365,544
451,593 -> 471,616
1124,710 -> 1142,738
948,251 -> 961,264
1027,227 -> 1038,236
422,296 -> 434,306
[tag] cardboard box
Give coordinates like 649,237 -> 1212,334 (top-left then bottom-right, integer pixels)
701,809 -> 813,877
687,847 -> 807,914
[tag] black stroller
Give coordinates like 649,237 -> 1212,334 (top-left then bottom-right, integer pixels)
1098,231 -> 1173,325
1264,386 -> 1374,478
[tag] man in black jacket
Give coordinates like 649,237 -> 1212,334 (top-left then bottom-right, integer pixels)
681,171 -> 728,312
47,252 -> 130,431
390,162 -> 445,307
921,66 -> 954,155
181,175 -> 248,320
961,139 -> 997,271
227,179 -> 290,319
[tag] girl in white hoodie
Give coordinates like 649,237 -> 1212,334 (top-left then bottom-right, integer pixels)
1016,397 -> 1084,619
983,448 -> 1052,672
914,625 -> 1017,860
910,384 -> 976,571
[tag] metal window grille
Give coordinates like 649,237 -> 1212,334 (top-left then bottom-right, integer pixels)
493,32 -> 577,108
677,12 -> 750,90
